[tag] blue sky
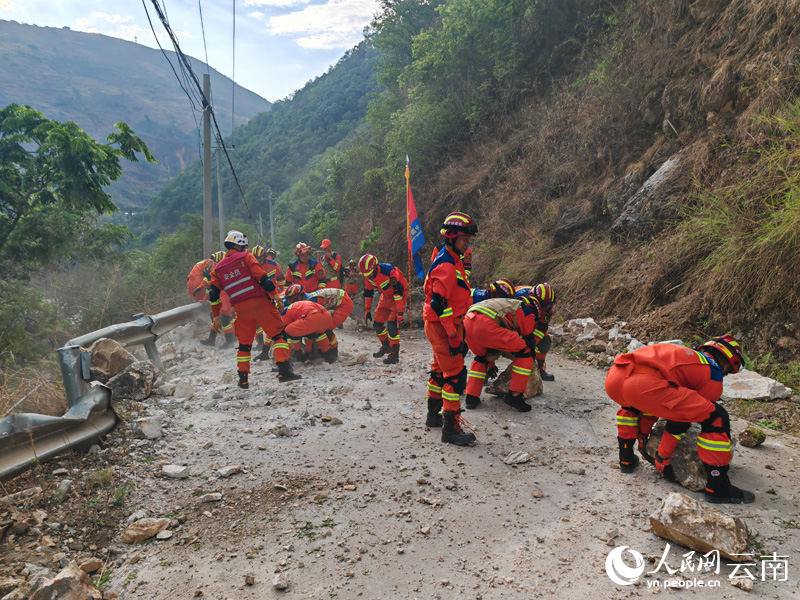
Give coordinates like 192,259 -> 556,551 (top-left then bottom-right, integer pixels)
0,0 -> 380,102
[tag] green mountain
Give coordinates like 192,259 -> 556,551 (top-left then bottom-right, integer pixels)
0,19 -> 271,210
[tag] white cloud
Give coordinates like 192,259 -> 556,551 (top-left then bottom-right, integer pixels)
75,17 -> 89,27
0,0 -> 15,11
245,0 -> 311,8
248,11 -> 264,19
89,11 -> 133,25
268,0 -> 377,50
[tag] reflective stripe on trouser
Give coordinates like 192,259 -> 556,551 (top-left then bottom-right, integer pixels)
424,320 -> 465,412
615,408 -> 658,440
464,312 -> 531,394
232,296 -> 288,372
697,433 -> 732,465
330,294 -> 354,328
656,428 -> 685,459
285,309 -> 334,353
465,360 -> 488,397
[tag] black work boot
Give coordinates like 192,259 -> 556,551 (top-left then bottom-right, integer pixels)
277,361 -> 302,383
502,391 -> 531,412
441,410 -> 476,446
293,349 -> 309,363
618,437 -> 640,473
253,345 -> 271,362
703,464 -> 755,504
373,339 -> 390,358
237,370 -> 249,390
200,330 -> 217,346
425,398 -> 443,428
382,345 -> 399,364
537,359 -> 555,382
321,347 -> 338,364
221,332 -> 235,349
464,394 -> 481,409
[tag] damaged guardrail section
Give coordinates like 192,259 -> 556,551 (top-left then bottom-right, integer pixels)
0,303 -> 208,480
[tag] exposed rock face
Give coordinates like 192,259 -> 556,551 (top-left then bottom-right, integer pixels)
646,422 -> 723,492
87,338 -> 136,384
650,492 -> 750,562
29,561 -> 102,599
553,201 -> 595,245
722,369 -> 792,401
121,518 -> 170,543
107,360 -> 159,402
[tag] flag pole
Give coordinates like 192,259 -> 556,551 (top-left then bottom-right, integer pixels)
405,156 -> 413,330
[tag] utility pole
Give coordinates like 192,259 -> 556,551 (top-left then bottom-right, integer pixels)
259,211 -> 264,240
216,136 -> 225,246
268,188 -> 276,249
202,74 -> 213,257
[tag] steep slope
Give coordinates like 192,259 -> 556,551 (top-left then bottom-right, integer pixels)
0,20 -> 271,209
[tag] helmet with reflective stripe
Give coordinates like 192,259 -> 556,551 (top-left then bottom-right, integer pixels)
284,283 -> 305,302
295,242 -> 312,257
440,212 -> 477,239
488,278 -> 515,299
697,334 -> 744,374
224,230 -> 248,247
519,294 -> 542,319
533,282 -> 556,313
265,248 -> 277,258
358,254 -> 378,276
320,239 -> 332,249
251,245 -> 266,261
210,250 -> 225,263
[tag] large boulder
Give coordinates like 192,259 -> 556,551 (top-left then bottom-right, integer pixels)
87,338 -> 136,384
650,492 -> 750,562
722,369 -> 792,401
553,201 -> 595,245
107,360 -> 159,402
484,354 -> 543,399
29,561 -> 102,599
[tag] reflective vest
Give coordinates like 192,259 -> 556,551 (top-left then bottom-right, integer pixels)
214,251 -> 266,305
467,298 -> 525,331
310,287 -> 346,309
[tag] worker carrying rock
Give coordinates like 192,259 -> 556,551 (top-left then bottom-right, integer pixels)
281,290 -> 339,364
208,230 -> 300,388
605,335 -> 755,504
317,239 -> 343,289
423,212 -> 477,446
359,254 -> 407,365
515,283 -> 557,381
344,259 -> 359,297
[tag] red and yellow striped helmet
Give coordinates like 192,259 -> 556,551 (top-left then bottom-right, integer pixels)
284,284 -> 305,302
251,245 -> 266,261
488,278 -> 515,298
440,212 -> 477,239
358,254 -> 378,276
210,250 -> 225,263
295,242 -> 312,257
697,335 -> 744,374
533,282 -> 556,313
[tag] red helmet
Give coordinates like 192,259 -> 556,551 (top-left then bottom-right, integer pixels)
265,247 -> 277,258
295,242 -> 312,257
519,294 -> 542,319
533,282 -> 556,313
697,335 -> 744,374
320,239 -> 332,249
210,250 -> 225,263
284,283 -> 305,302
440,212 -> 477,239
358,254 -> 378,276
251,245 -> 266,262
488,278 -> 514,298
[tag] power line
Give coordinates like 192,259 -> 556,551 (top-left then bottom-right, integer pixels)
231,0 -> 236,141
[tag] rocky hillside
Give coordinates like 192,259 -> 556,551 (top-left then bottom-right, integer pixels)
0,20 -> 271,209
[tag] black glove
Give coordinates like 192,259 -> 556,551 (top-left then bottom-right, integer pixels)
486,365 -> 499,380
259,275 -> 276,293
364,312 -> 372,325
460,341 -> 469,357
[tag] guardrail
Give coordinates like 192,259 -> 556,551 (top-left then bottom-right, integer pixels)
0,302 -> 208,481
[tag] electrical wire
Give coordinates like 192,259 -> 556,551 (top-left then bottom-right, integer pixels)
231,0 -> 236,141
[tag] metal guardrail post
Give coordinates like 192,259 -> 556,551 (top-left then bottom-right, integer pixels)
57,345 -> 89,408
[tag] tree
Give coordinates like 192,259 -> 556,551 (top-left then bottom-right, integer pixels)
0,103 -> 155,260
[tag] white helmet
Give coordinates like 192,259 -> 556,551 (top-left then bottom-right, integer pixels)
224,230 -> 249,247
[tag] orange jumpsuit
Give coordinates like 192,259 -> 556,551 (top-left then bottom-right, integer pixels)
209,251 -> 289,372
187,259 -> 233,334
317,251 -> 343,289
262,258 -> 286,294
464,299 -> 540,397
364,263 -> 407,348
605,344 -> 732,466
310,288 -> 354,329
423,246 -> 471,412
514,286 -> 551,362
282,300 -> 335,353
343,267 -> 359,297
286,258 -> 326,292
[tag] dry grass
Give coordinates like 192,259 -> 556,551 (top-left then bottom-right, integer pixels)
0,362 -> 67,418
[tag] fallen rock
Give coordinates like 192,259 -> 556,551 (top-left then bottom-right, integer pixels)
0,578 -> 26,596
156,530 -> 173,540
132,416 -> 163,440
503,451 -> 530,465
30,561 -> 102,599
722,369 -> 792,402
198,493 -> 222,503
162,465 -> 190,479
273,572 -> 290,590
485,362 -> 543,399
646,422 -> 727,492
88,338 -> 136,384
78,558 -> 103,574
217,465 -> 242,478
173,380 -> 195,401
738,426 -> 766,448
730,577 -> 754,592
108,360 -> 159,402
650,492 -> 750,562
121,518 -> 170,543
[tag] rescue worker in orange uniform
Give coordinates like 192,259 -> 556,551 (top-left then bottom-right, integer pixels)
463,296 -> 543,412
470,278 -> 515,304
605,335 -> 754,504
249,245 -> 286,362
188,251 -> 235,348
514,284 -> 555,380
317,239 -> 343,290
208,230 -> 300,388
284,284 -> 353,362
423,212 -> 477,446
281,294 -> 338,364
344,260 -> 359,297
431,243 -> 472,281
359,254 -> 408,365
286,243 -> 326,293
